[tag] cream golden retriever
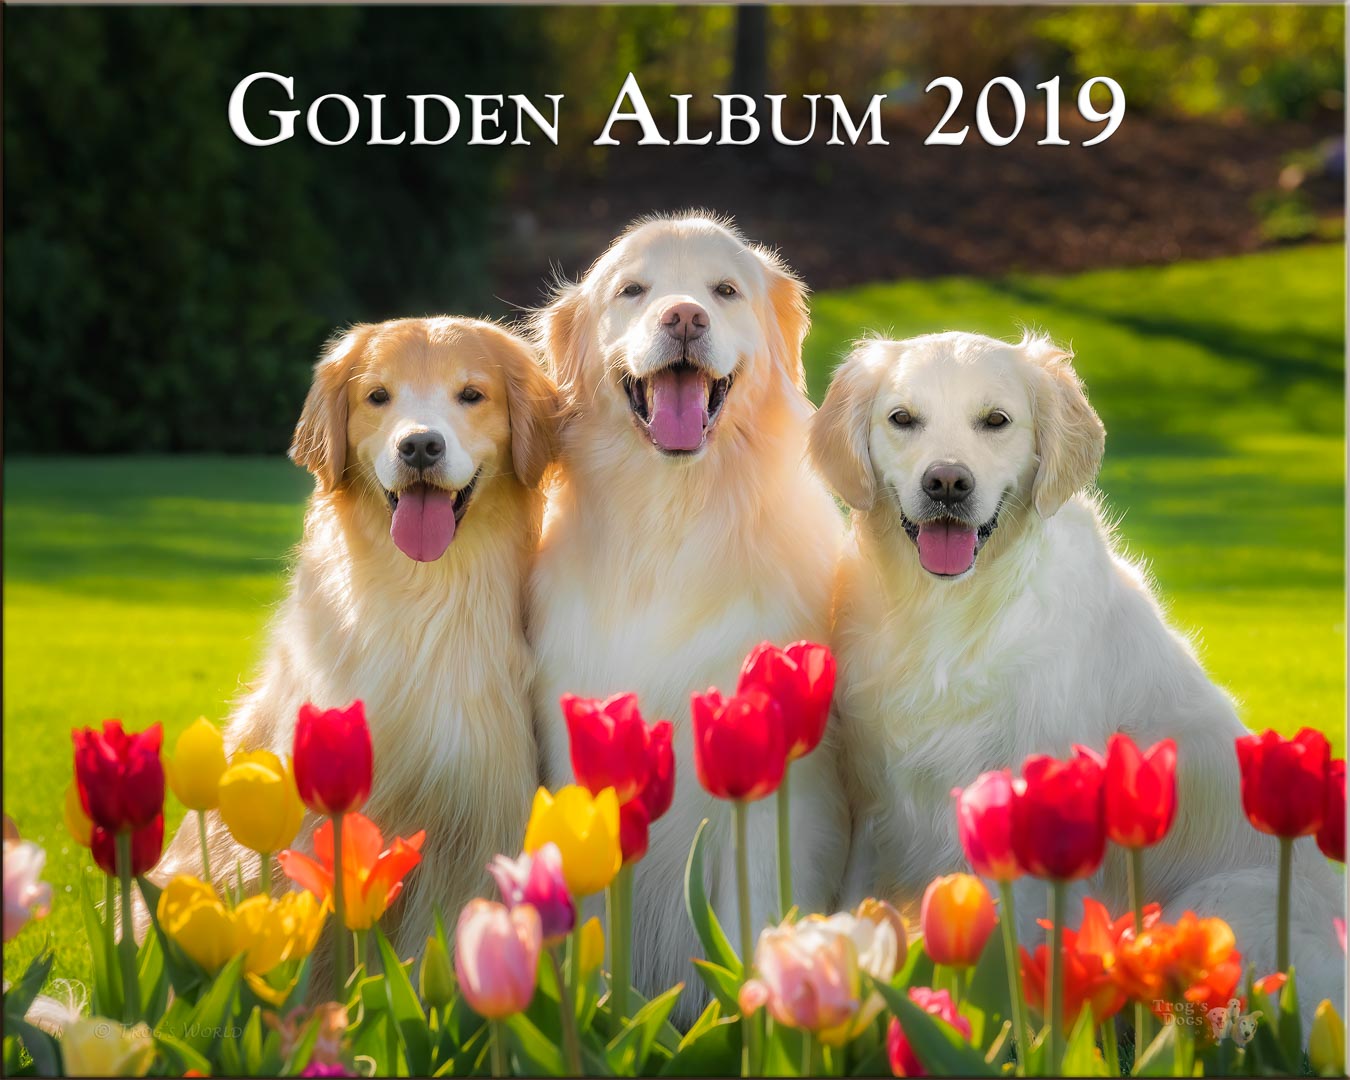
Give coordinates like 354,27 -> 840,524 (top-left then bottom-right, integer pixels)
811,330 -> 1343,1019
529,214 -> 848,1011
157,317 -> 557,962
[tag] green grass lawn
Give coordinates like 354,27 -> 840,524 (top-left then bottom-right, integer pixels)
4,244 -> 1343,986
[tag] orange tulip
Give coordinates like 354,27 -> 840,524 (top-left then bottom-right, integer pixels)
279,812 -> 423,930
920,873 -> 995,967
1112,911 -> 1243,1018
1020,898 -> 1149,1026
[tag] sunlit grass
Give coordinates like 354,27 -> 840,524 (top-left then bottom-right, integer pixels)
3,244 -> 1343,985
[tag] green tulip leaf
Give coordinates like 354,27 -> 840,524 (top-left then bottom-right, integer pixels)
692,959 -> 742,1013
155,1031 -> 213,1077
80,876 -> 121,1019
1060,1002 -> 1102,1076
376,927 -> 432,1076
660,1014 -> 742,1077
1132,1020 -> 1178,1077
892,938 -> 935,992
683,818 -> 742,974
1278,965 -> 1302,1065
180,953 -> 245,1054
505,1011 -> 568,1076
2,950 -> 53,1024
869,975 -> 996,1077
137,926 -> 169,1019
606,981 -> 683,1075
5,1017 -> 60,1078
962,928 -> 1010,1037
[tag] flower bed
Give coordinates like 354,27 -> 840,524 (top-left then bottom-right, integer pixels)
3,642 -> 1345,1077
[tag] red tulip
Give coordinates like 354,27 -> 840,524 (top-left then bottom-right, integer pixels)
563,693 -> 651,805
619,799 -> 650,864
953,770 -> 1022,882
737,641 -> 836,761
91,815 -> 164,877
1010,748 -> 1106,881
72,720 -> 165,832
1317,759 -> 1345,862
691,687 -> 785,801
887,987 -> 971,1077
1104,734 -> 1177,848
639,720 -> 675,822
1236,728 -> 1329,838
293,701 -> 373,816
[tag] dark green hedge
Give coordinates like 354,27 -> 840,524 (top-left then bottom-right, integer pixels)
4,7 -> 542,454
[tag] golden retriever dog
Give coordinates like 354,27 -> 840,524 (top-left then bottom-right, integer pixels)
529,214 -> 848,1013
157,316 -> 558,964
811,330 -> 1344,1021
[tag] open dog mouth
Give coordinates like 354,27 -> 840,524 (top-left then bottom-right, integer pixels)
899,502 -> 1001,578
621,359 -> 733,455
382,471 -> 479,562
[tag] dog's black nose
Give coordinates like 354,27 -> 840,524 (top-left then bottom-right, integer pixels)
661,301 -> 708,343
922,462 -> 975,505
398,430 -> 445,471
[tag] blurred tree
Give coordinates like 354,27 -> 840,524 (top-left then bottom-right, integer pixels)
732,7 -> 769,98
4,7 -> 543,454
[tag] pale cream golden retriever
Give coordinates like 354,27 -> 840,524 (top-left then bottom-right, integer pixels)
157,317 -> 558,963
812,330 -> 1343,1020
529,214 -> 848,1013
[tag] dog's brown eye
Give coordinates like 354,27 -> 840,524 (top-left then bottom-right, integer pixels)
459,386 -> 484,404
984,410 -> 1011,429
714,282 -> 738,298
890,408 -> 915,428
619,282 -> 646,298
368,387 -> 390,405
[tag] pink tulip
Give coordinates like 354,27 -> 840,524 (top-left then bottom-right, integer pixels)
953,770 -> 1022,882
887,987 -> 972,1077
454,899 -> 541,1020
488,843 -> 575,947
738,919 -> 860,1039
3,839 -> 51,942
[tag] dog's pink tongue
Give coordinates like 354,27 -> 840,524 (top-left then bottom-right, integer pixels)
917,520 -> 978,576
647,367 -> 708,452
390,484 -> 456,562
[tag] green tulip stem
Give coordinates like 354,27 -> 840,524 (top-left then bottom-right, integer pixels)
1127,847 -> 1152,1058
490,1019 -> 507,1078
197,810 -> 213,886
734,799 -> 761,1077
1048,879 -> 1067,1075
549,946 -> 583,1076
331,812 -> 351,993
608,863 -> 633,1025
115,831 -> 140,1022
1277,836 -> 1292,974
997,881 -> 1030,1077
776,771 -> 793,920
102,873 -> 117,988
258,850 -> 272,898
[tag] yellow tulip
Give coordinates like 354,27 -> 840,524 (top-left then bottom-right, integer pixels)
64,781 -> 92,848
61,1017 -> 154,1077
157,875 -> 236,973
234,889 -> 325,974
217,750 -> 305,854
165,717 -> 228,811
1310,999 -> 1345,1077
523,785 -> 621,897
578,916 -> 605,980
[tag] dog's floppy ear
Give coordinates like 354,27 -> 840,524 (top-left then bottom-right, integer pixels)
1026,335 -> 1105,518
752,245 -> 811,393
290,326 -> 369,492
481,322 -> 560,489
533,282 -> 590,410
809,343 -> 882,511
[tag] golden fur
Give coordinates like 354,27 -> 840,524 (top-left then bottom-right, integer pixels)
157,317 -> 558,966
528,215 -> 848,1016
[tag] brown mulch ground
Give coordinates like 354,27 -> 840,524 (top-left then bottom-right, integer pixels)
487,102 -> 1343,306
